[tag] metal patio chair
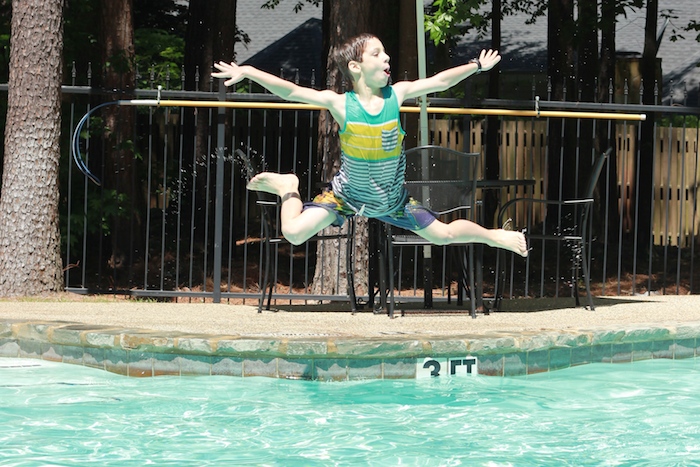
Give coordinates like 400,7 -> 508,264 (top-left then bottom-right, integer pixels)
255,198 -> 359,313
377,145 -> 480,318
494,147 -> 612,311
235,149 -> 359,313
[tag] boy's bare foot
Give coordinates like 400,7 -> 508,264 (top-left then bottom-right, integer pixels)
247,172 -> 300,198
493,229 -> 529,257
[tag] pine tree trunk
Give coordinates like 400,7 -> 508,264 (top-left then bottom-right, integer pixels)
99,0 -> 139,274
637,0 -> 659,250
483,0 -> 502,228
0,0 -> 64,296
311,0 -> 372,298
597,0 -> 621,239
546,0 -> 577,208
183,0 -> 237,258
312,0 -> 404,299
576,0 -> 598,186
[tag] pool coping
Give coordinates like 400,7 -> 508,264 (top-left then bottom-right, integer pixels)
2,318 -> 699,380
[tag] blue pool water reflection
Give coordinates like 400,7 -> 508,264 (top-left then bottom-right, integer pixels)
1,357 -> 699,466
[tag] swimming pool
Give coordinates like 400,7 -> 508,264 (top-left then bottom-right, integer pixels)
2,357 -> 699,466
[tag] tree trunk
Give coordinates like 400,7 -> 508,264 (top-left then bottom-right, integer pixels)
312,0 -> 370,298
0,0 -> 64,296
483,0 -> 501,228
597,0 -> 621,240
576,0 -> 598,187
397,1 -> 418,148
546,0 -> 576,211
312,0 -> 401,298
183,0 -> 236,260
98,0 -> 139,277
637,0 -> 659,251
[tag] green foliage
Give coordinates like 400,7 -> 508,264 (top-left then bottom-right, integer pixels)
659,115 -> 700,128
134,0 -> 187,35
134,28 -> 184,88
425,0 -> 488,46
0,33 -> 8,82
683,19 -> 700,42
261,0 -> 321,13
659,10 -> 699,70
60,188 -> 131,254
63,0 -> 99,75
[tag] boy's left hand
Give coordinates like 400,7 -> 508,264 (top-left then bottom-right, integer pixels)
477,49 -> 502,72
212,61 -> 245,87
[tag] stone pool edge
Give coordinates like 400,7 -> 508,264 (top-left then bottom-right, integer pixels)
1,319 -> 699,380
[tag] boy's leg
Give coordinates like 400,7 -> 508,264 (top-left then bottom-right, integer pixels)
414,218 -> 529,257
248,172 -> 337,245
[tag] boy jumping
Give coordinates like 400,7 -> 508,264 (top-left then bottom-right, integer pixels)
212,33 -> 527,257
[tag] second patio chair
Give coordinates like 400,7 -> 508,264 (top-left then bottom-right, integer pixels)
494,147 -> 612,311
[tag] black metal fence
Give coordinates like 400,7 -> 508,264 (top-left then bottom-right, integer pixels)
6,64 -> 700,306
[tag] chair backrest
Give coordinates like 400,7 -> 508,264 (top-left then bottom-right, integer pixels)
576,147 -> 612,239
403,145 -> 479,216
582,147 -> 612,199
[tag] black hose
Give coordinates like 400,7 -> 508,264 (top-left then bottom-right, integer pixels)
70,101 -> 120,186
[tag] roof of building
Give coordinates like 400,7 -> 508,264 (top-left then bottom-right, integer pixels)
235,1 -> 322,85
235,1 -> 700,105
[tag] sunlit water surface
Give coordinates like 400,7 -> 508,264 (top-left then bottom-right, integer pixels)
2,358 -> 700,466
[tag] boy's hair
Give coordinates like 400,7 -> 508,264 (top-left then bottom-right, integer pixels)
332,33 -> 378,83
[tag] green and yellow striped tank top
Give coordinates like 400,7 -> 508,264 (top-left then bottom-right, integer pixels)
331,86 -> 407,217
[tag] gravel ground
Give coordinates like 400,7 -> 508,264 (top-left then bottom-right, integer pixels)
2,294 -> 700,338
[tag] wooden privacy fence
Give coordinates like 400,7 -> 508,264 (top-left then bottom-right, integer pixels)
652,126 -> 700,248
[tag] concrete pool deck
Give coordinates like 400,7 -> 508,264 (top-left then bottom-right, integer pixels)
2,294 -> 700,379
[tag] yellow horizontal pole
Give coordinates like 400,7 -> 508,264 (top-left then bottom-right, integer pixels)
121,99 -> 646,121
400,106 -> 647,121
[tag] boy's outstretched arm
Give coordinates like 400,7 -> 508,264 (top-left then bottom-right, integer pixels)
212,62 -> 345,122
393,49 -> 501,102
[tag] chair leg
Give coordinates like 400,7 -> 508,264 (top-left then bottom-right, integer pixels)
493,249 -> 504,311
468,244 -> 476,319
450,246 -> 462,306
580,241 -> 595,310
259,238 -> 270,313
347,218 -> 358,313
379,224 -> 391,317
264,242 -> 277,311
572,249 -> 581,308
387,228 -> 396,317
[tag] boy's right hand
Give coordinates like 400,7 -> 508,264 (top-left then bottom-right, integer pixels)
212,61 -> 245,87
477,49 -> 501,72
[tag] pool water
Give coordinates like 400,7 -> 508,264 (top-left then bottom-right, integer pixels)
2,358 -> 700,466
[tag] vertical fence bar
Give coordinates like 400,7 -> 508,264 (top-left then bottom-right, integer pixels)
65,62 -> 77,287
691,119 -> 700,293
213,78 -> 226,303
617,79 -> 630,295
663,117 -> 674,292
188,68 -> 200,293
226,97 -> 236,298
81,64 -> 92,289
203,78 -> 214,295
143,68 -> 155,290
630,80 -> 642,296
677,115 -> 688,293
175,68 -> 186,291
160,73 -> 171,291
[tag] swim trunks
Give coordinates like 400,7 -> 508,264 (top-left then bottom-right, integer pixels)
304,187 -> 437,231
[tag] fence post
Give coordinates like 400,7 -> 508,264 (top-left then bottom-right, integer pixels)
213,80 -> 226,303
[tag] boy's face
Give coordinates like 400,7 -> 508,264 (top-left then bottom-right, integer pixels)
354,37 -> 391,88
